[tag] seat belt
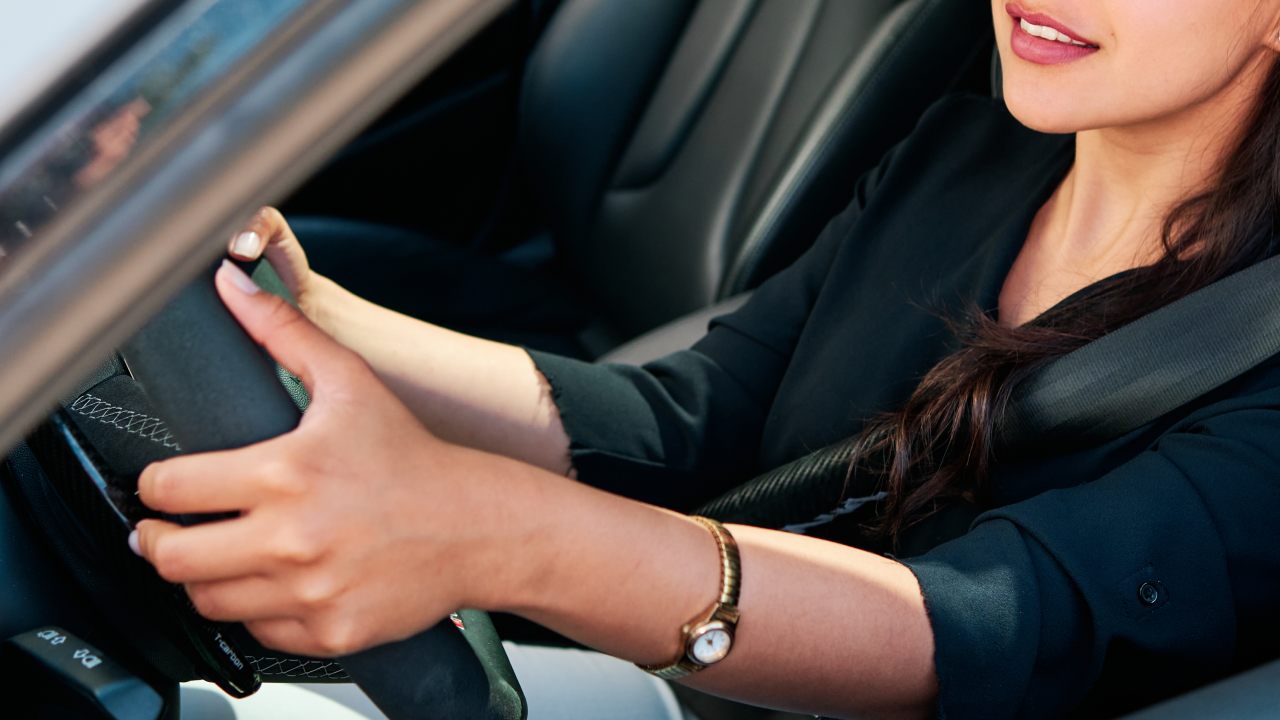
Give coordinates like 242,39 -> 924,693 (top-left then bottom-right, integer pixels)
698,252 -> 1280,528
1002,252 -> 1280,446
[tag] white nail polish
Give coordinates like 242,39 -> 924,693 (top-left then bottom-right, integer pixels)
128,529 -> 141,556
220,259 -> 260,295
230,230 -> 262,258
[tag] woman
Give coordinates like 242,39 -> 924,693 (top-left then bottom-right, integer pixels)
131,2 -> 1280,717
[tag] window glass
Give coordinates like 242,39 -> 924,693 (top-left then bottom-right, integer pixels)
0,0 -> 150,128
0,0 -> 309,274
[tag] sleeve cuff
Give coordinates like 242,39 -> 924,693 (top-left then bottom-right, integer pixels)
524,349 -> 709,508
900,520 -> 1042,720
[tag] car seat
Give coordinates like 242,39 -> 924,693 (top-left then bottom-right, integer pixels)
604,32 -> 1009,365
293,0 -> 995,358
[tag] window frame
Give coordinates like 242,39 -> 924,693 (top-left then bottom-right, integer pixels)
0,0 -> 513,454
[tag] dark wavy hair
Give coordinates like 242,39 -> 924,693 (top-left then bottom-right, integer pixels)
856,59 -> 1280,541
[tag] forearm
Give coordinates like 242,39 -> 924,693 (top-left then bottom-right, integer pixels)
478,454 -> 938,719
308,275 -> 572,473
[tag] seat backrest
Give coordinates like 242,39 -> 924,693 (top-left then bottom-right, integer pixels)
519,0 -> 992,338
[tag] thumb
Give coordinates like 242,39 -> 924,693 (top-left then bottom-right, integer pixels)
214,259 -> 353,392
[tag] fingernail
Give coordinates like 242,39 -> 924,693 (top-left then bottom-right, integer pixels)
229,230 -> 262,258
220,259 -> 260,295
128,529 -> 141,556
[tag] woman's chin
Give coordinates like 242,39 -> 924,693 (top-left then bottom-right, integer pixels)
1002,91 -> 1097,136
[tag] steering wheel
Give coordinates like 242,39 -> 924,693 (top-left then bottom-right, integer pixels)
12,261 -> 526,720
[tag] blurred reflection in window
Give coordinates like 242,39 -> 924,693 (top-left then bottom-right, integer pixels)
74,98 -> 154,188
0,0 -> 306,270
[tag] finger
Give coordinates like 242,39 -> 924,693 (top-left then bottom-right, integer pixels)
253,207 -> 311,300
254,207 -> 300,262
134,517 -> 270,584
138,451 -> 268,514
186,576 -> 295,622
214,260 -> 361,392
227,207 -> 280,261
245,618 -> 320,656
228,207 -> 305,286
228,232 -> 264,262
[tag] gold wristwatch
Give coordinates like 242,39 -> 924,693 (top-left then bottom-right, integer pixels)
638,516 -> 741,679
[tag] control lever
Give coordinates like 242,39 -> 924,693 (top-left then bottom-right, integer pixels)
1,627 -> 166,719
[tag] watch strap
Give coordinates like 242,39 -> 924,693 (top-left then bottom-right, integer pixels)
637,517 -> 741,678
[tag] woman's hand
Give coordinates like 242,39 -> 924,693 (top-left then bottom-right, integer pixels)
220,205 -> 579,476
125,265 -> 936,717
130,261 -> 512,657
227,207 -> 320,319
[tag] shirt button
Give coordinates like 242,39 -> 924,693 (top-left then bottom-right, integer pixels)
1138,581 -> 1161,606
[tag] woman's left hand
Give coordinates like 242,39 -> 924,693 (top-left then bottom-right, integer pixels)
132,261 -> 509,657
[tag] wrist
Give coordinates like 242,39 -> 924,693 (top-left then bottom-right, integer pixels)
447,450 -> 562,613
478,473 -> 725,665
304,274 -> 353,337
637,517 -> 742,678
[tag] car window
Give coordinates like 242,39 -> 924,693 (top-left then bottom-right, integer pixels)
0,0 -> 511,457
0,0 -> 307,278
0,0 -> 151,131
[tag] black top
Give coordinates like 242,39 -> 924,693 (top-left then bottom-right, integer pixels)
527,95 -> 1280,718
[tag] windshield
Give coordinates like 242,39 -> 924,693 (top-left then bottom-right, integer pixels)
0,0 -> 307,277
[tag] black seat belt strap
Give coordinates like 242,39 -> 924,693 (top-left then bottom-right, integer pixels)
700,252 -> 1280,528
1004,252 -> 1280,446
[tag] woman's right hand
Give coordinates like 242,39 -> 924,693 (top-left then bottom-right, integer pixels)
227,207 -> 319,318
221,206 -> 577,473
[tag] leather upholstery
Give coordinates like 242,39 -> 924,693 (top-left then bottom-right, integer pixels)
598,293 -> 750,365
520,0 -> 993,336
1121,659 -> 1280,720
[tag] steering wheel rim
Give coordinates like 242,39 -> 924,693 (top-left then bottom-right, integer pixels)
30,260 -> 526,719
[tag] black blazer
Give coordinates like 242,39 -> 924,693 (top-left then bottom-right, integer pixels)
528,95 -> 1280,718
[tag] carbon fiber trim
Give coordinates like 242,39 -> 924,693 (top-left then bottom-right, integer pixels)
696,437 -> 863,529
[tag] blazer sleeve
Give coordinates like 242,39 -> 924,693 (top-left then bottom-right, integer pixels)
900,391 -> 1280,718
525,150 -> 895,510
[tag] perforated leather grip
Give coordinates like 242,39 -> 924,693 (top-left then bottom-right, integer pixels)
121,262 -> 301,456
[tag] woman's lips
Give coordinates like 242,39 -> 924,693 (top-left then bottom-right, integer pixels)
1006,3 -> 1100,66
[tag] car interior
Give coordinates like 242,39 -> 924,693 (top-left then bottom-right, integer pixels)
1,0 -> 1278,718
282,0 -> 992,360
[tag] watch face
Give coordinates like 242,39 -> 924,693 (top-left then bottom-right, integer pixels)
689,626 -> 733,665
